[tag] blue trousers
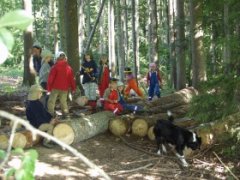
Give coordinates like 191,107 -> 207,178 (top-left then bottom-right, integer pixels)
148,84 -> 161,100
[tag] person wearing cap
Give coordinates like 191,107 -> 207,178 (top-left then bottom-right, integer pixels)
117,81 -> 143,114
147,62 -> 162,100
26,84 -> 59,148
79,52 -> 98,108
103,78 -> 123,115
47,51 -> 76,116
124,67 -> 144,98
31,44 -> 42,75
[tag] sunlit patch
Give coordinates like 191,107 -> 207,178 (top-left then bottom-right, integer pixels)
8,157 -> 22,169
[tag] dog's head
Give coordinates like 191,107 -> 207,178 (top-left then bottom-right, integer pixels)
187,132 -> 202,150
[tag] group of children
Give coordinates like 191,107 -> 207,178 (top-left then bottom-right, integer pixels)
26,45 -> 162,147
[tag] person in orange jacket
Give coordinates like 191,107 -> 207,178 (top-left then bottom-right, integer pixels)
124,67 -> 144,98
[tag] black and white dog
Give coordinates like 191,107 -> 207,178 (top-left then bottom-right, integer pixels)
153,111 -> 201,167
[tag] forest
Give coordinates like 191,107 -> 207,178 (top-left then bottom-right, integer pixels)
0,0 -> 240,179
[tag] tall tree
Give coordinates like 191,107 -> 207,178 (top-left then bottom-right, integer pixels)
168,0 -> 177,88
176,0 -> 186,90
78,0 -> 85,56
123,0 -> 129,63
65,0 -> 79,74
99,0 -> 107,54
131,0 -> 140,79
190,0 -> 206,89
223,2 -> 230,74
108,0 -> 116,76
22,0 -> 35,86
85,0 -> 106,53
58,0 -> 67,52
116,0 -> 125,81
148,0 -> 159,63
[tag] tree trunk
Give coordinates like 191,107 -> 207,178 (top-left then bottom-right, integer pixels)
53,111 -> 114,145
190,0 -> 206,89
78,0 -> 85,56
148,0 -> 159,63
22,0 -> 35,86
65,0 -> 79,74
58,0 -> 67,52
99,0 -> 107,54
116,0 -> 125,81
223,3 -> 231,75
85,0 -> 106,53
108,0 -> 116,77
123,0 -> 129,64
168,0 -> 177,88
176,0 -> 186,90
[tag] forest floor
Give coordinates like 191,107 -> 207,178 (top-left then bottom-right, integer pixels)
0,75 -> 240,180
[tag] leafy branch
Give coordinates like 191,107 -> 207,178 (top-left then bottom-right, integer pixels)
0,110 -> 111,180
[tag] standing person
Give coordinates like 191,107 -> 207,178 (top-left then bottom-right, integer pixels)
80,52 -> 98,108
39,49 -> 53,109
47,51 -> 76,117
124,67 -> 144,98
26,84 -> 59,148
98,55 -> 110,100
117,81 -> 143,114
147,62 -> 162,101
31,44 -> 42,75
103,78 -> 123,115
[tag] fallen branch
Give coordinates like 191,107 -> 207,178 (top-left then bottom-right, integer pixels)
0,110 -> 111,180
213,151 -> 239,180
109,163 -> 153,175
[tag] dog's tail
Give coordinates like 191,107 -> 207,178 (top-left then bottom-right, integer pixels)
167,110 -> 174,122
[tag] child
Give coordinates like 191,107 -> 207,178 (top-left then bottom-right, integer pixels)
117,81 -> 143,114
103,78 -> 123,115
39,49 -> 53,90
26,84 -> 59,148
80,52 -> 98,108
47,51 -> 76,116
98,55 -> 110,98
124,67 -> 144,98
147,62 -> 162,100
39,49 -> 53,109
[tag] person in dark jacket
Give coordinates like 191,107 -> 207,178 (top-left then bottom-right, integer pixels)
31,44 -> 42,75
79,52 -> 98,108
26,85 -> 59,148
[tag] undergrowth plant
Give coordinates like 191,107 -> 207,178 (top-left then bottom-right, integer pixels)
188,74 -> 240,123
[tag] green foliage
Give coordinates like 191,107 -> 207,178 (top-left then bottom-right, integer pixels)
188,74 -> 240,123
5,148 -> 38,180
0,10 -> 33,65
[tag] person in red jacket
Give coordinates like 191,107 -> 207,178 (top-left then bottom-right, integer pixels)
103,78 -> 123,115
47,51 -> 76,116
98,55 -> 110,100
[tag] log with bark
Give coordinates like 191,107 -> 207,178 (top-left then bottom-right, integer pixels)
53,111 -> 114,145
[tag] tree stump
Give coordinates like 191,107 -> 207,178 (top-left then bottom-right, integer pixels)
53,111 -> 114,145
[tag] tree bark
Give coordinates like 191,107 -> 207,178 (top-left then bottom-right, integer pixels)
65,0 -> 79,74
58,0 -> 67,53
108,0 -> 116,77
22,0 -> 35,86
53,111 -> 114,145
176,0 -> 186,90
190,0 -> 206,89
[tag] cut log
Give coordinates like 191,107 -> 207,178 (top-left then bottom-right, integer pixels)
146,87 -> 198,108
53,111 -> 114,145
109,118 -> 128,136
12,130 -> 41,149
194,112 -> 240,146
0,134 -> 8,149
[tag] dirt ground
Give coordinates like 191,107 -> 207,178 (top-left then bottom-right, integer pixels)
0,76 -> 239,180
